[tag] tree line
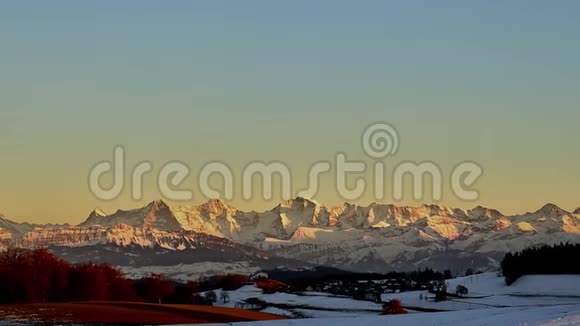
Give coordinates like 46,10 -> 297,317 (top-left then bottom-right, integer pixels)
0,248 -> 249,304
501,243 -> 580,285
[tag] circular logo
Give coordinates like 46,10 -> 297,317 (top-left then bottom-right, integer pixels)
362,122 -> 400,159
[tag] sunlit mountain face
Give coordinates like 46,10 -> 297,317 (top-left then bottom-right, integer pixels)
1,198 -> 578,279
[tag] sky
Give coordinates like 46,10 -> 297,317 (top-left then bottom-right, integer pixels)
1,1 -> 579,224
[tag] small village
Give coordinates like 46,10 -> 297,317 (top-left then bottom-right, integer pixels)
193,270 -> 473,315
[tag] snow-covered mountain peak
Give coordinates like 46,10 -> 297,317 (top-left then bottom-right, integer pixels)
468,206 -> 504,220
421,203 -> 446,210
533,203 -> 569,217
0,215 -> 36,239
79,200 -> 183,231
197,198 -> 235,215
146,199 -> 170,210
141,200 -> 182,230
87,208 -> 107,218
3,200 -> 580,274
418,203 -> 460,218
279,197 -> 320,209
82,208 -> 108,227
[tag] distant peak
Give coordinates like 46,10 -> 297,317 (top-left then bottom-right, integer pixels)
573,207 -> 580,215
198,198 -> 234,214
206,198 -> 225,204
469,206 -> 504,219
421,203 -> 445,209
85,208 -> 107,221
201,198 -> 227,207
542,203 -> 560,210
535,203 -> 568,215
280,197 -> 319,208
152,199 -> 168,205
421,203 -> 451,213
297,196 -> 320,204
147,199 -> 170,210
80,207 -> 109,226
91,208 -> 107,217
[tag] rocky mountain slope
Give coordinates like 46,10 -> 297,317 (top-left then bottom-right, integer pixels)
1,198 -> 579,276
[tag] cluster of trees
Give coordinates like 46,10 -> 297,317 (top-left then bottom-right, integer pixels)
191,289 -> 231,306
196,274 -> 249,292
0,248 -> 142,303
268,266 -> 450,284
501,243 -> 580,285
283,267 -> 449,292
134,273 -> 175,303
407,268 -> 449,283
255,278 -> 288,294
0,248 -> 250,305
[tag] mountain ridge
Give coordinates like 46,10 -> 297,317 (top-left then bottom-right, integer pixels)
1,198 -> 579,275
2,198 -> 579,243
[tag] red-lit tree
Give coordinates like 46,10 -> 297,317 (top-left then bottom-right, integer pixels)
220,274 -> 249,291
382,299 -> 408,315
140,273 -> 174,304
255,279 -> 288,294
68,263 -> 111,301
0,248 -> 70,303
98,263 -> 140,301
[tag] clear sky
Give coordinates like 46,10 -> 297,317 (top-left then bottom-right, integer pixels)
1,1 -> 579,224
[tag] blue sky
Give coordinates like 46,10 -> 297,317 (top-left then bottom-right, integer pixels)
1,1 -> 579,222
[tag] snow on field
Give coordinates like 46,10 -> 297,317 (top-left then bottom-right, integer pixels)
291,308 -> 378,319
382,273 -> 580,311
216,285 -> 263,308
208,284 -> 382,313
498,275 -> 580,297
260,307 -> 294,317
207,274 -> 580,317
202,284 -> 382,319
448,273 -> 580,297
253,292 -> 382,311
200,304 -> 580,326
192,274 -> 580,325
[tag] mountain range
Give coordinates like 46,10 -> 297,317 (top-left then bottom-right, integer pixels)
1,198 -> 579,280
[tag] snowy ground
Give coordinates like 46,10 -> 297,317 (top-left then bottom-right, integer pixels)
204,284 -> 382,318
198,304 -> 580,326
381,273 -> 580,311
196,273 -> 580,325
